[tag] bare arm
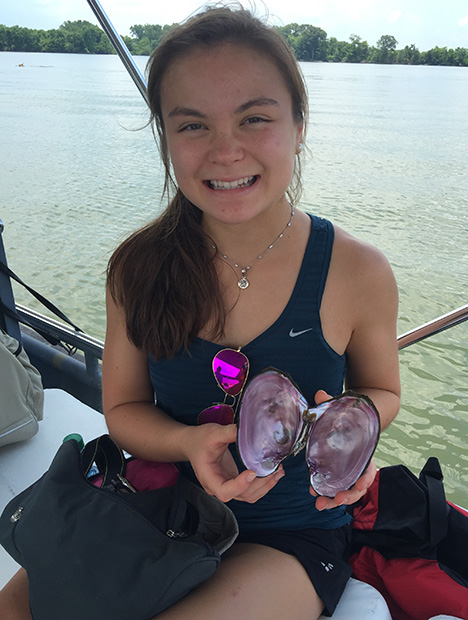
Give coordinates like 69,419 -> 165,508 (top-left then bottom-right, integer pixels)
314,229 -> 400,509
343,241 -> 401,429
102,288 -> 193,461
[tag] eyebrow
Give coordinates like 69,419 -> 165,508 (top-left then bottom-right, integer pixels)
235,97 -> 280,114
168,106 -> 206,119
167,97 -> 280,119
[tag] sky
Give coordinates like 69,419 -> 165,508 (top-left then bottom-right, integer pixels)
2,0 -> 468,50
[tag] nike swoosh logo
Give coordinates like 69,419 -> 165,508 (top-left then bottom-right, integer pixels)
289,328 -> 314,338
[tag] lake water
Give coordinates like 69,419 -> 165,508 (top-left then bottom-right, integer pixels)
1,52 -> 467,505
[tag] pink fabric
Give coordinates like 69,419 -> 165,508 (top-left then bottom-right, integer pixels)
91,459 -> 179,491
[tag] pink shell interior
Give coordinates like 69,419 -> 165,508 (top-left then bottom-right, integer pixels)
306,395 -> 380,496
237,371 -> 307,477
237,370 -> 380,496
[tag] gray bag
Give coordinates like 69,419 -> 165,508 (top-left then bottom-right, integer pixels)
0,329 -> 44,446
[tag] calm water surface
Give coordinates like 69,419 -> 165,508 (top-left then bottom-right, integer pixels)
1,52 -> 467,504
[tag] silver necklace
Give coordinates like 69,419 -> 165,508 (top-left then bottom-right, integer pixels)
217,204 -> 295,290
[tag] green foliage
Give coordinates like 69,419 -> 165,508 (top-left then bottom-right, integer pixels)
397,44 -> 421,65
276,24 -> 327,61
0,20 -> 467,67
344,35 -> 369,63
125,23 -> 174,55
0,21 -> 113,54
374,34 -> 398,63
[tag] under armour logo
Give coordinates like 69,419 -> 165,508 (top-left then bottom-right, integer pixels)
321,562 -> 334,572
289,327 -> 313,338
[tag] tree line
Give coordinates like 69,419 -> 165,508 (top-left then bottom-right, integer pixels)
277,24 -> 468,66
1,20 -> 467,67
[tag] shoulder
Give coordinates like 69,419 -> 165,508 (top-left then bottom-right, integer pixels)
327,224 -> 398,327
332,224 -> 395,286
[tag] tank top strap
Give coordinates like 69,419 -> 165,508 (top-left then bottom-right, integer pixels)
297,213 -> 335,313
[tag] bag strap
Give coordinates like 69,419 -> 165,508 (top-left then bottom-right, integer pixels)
0,261 -> 82,333
420,457 -> 448,547
0,300 -> 63,348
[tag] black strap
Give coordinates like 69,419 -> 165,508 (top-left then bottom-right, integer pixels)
420,457 -> 448,548
0,260 -> 82,332
0,299 -> 63,347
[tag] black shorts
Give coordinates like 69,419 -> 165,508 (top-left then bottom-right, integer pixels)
236,524 -> 352,616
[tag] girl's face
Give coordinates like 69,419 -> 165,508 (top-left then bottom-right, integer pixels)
160,43 -> 303,227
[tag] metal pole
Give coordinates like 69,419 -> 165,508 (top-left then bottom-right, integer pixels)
86,0 -> 149,105
398,304 -> 468,349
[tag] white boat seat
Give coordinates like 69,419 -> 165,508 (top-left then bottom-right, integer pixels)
323,577 -> 392,619
0,390 -> 393,619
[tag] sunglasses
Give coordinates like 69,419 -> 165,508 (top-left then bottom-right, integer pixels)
197,348 -> 249,426
236,368 -> 380,497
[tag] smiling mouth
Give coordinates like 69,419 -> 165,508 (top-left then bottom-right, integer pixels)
206,176 -> 257,190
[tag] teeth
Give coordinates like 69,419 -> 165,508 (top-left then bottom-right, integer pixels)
209,176 -> 255,190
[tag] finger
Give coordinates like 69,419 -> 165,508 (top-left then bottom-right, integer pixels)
232,467 -> 285,503
312,459 -> 378,509
213,468 -> 259,503
316,481 -> 370,510
314,389 -> 332,405
313,494 -> 339,511
312,488 -> 355,510
356,460 -> 377,489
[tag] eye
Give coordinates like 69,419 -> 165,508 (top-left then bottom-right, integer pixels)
243,116 -> 270,125
180,122 -> 204,132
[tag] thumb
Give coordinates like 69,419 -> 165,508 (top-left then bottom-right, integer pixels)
314,390 -> 331,405
211,423 -> 237,446
224,423 -> 238,443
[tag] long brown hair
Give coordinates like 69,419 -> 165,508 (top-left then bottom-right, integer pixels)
107,4 -> 309,359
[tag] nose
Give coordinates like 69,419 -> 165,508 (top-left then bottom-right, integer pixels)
208,131 -> 244,165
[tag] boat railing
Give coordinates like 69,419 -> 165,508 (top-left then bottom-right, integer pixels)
397,304 -> 468,350
13,300 -> 468,414
17,304 -> 103,412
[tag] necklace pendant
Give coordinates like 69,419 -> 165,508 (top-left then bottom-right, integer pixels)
218,203 -> 295,291
238,275 -> 249,289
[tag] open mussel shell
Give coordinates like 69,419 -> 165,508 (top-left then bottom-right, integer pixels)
237,370 -> 307,477
237,369 -> 381,497
306,392 -> 380,497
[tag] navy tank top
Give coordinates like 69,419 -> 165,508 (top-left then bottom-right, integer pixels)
148,214 -> 350,532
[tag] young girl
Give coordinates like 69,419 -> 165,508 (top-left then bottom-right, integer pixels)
0,4 -> 400,619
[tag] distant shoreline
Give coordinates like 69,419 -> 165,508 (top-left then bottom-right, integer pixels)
1,21 -> 467,66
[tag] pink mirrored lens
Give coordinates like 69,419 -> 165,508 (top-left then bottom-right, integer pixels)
212,349 -> 249,396
197,404 -> 235,426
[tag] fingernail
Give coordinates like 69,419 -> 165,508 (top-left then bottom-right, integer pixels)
246,472 -> 256,482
